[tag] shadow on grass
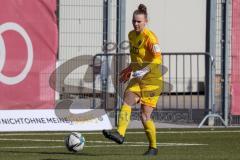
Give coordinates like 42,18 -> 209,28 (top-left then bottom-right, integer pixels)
0,150 -> 96,156
0,150 -> 142,157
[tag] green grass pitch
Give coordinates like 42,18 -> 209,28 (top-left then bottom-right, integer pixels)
0,128 -> 240,160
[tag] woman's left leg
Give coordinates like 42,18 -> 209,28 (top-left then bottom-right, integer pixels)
140,105 -> 157,149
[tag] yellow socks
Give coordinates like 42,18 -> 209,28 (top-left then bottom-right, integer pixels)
143,119 -> 157,148
117,104 -> 132,136
116,104 -> 157,149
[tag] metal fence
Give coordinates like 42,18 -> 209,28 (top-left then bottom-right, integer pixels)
214,0 -> 240,125
92,53 -> 210,123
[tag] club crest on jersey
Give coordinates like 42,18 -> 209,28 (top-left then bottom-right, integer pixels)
138,40 -> 142,46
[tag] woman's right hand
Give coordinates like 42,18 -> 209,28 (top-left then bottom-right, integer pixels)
119,66 -> 132,83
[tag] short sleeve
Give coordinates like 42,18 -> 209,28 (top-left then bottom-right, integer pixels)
146,34 -> 161,56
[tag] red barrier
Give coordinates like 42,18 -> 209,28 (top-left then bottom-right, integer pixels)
231,0 -> 240,115
0,0 -> 57,109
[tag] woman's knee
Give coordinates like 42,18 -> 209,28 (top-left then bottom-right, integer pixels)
140,105 -> 153,123
140,111 -> 151,123
123,91 -> 139,106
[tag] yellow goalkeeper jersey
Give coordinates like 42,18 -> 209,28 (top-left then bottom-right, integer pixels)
128,28 -> 162,79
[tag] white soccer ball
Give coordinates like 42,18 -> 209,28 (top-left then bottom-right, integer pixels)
65,132 -> 85,152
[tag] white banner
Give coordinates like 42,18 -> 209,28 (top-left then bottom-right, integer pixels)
0,109 -> 112,132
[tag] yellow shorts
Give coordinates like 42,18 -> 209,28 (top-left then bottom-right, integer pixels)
125,77 -> 163,107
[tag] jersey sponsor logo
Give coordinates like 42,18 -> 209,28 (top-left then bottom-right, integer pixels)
153,44 -> 161,53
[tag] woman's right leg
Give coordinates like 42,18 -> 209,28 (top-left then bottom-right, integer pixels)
102,91 -> 139,144
117,91 -> 140,137
103,79 -> 140,144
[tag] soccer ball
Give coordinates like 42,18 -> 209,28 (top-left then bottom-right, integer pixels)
65,132 -> 85,152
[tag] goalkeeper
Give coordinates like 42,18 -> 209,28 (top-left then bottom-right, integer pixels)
103,3 -> 163,156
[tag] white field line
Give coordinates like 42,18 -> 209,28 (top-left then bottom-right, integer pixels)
0,130 -> 240,136
0,138 -> 207,148
0,146 -> 65,149
0,138 -> 63,142
0,138 -> 207,146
